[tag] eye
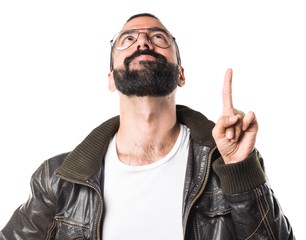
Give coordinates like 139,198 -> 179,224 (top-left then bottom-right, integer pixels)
121,34 -> 136,44
151,33 -> 167,42
118,33 -> 137,48
149,32 -> 172,47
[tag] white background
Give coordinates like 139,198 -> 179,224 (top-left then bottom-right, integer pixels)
0,0 -> 305,238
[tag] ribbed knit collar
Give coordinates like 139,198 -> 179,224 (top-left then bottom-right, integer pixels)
56,105 -> 216,181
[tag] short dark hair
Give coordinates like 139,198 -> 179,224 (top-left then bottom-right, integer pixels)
109,13 -> 181,70
126,13 -> 158,23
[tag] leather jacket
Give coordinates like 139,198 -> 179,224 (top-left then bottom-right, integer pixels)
0,105 -> 295,239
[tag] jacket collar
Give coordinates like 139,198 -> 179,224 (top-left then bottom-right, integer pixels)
56,105 -> 216,181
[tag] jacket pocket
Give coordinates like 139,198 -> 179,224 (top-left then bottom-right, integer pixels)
53,217 -> 90,240
192,190 -> 236,239
194,189 -> 231,217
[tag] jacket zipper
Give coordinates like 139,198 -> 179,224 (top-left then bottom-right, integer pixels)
56,174 -> 104,240
182,146 -> 216,240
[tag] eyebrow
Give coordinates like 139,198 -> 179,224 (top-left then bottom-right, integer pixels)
119,27 -> 169,36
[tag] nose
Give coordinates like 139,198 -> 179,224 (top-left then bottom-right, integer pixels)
136,32 -> 154,50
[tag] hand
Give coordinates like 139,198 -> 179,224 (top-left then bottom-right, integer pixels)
212,68 -> 258,164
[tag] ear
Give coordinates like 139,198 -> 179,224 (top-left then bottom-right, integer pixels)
108,71 -> 116,92
177,66 -> 185,87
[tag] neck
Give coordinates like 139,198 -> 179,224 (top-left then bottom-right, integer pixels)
116,94 -> 180,165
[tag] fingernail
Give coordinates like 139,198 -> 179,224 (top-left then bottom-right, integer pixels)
227,130 -> 233,139
229,116 -> 237,122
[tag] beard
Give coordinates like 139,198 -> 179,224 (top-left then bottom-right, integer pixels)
113,49 -> 180,97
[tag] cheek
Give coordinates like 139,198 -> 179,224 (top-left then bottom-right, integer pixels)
159,48 -> 177,64
112,51 -> 126,69
112,47 -> 137,69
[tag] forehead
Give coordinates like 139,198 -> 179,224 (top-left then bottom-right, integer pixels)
121,16 -> 168,32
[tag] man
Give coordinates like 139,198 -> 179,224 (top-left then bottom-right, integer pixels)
0,13 -> 295,239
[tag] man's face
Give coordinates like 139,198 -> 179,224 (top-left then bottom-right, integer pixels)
109,16 -> 184,97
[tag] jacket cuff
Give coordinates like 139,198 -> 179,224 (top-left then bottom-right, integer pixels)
212,150 -> 266,194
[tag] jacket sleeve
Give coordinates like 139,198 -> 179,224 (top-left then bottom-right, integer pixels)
0,160 -> 57,240
213,149 -> 295,240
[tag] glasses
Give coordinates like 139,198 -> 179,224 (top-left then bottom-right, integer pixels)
110,27 -> 175,51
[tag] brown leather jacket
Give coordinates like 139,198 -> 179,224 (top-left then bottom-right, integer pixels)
0,105 -> 295,239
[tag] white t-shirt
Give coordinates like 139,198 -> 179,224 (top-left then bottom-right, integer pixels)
102,124 -> 190,240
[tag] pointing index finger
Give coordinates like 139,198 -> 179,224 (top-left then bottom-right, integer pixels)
222,68 -> 234,114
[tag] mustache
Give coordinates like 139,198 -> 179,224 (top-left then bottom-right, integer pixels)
124,49 -> 167,68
